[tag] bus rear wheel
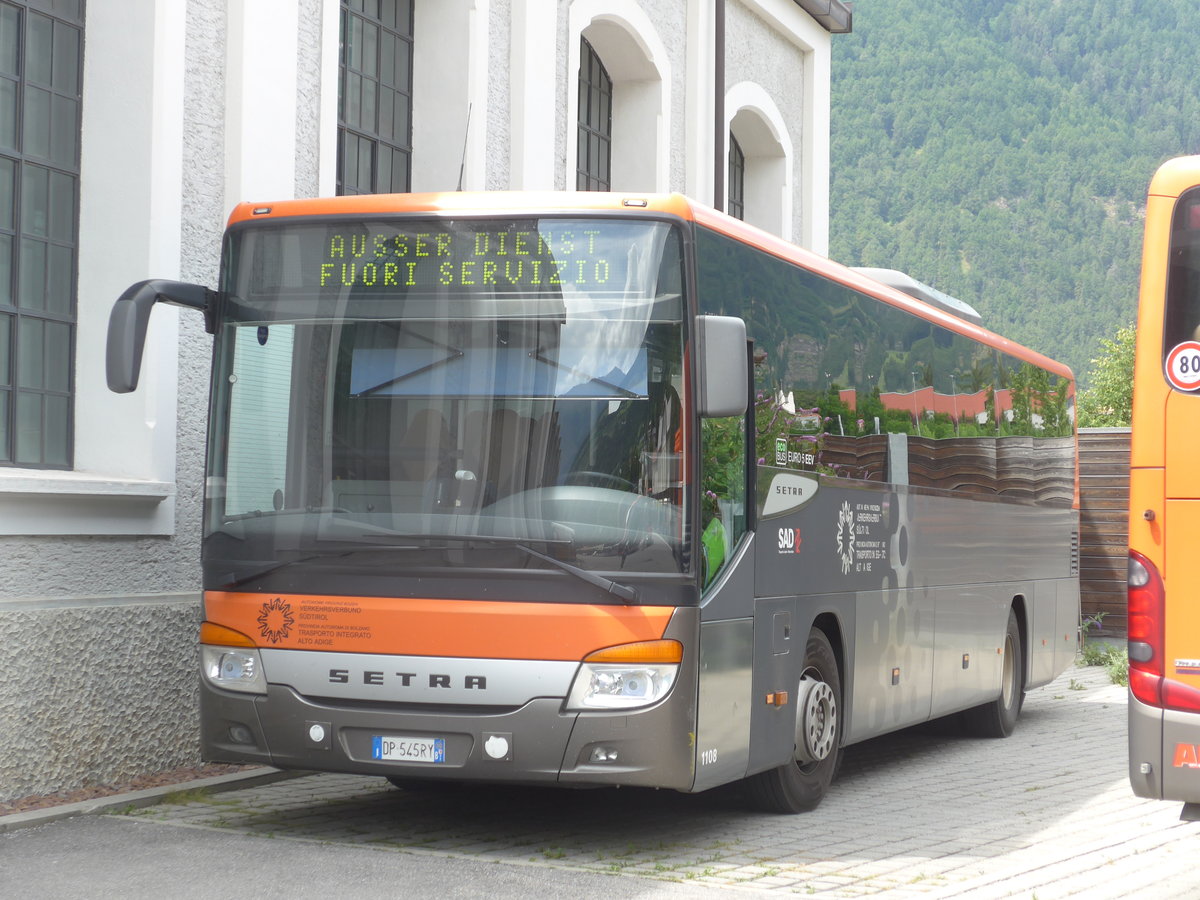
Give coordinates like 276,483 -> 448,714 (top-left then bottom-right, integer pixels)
744,628 -> 842,814
961,607 -> 1024,738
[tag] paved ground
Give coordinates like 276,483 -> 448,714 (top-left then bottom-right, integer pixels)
3,663 -> 1198,898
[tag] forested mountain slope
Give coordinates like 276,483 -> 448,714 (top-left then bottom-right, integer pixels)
829,0 -> 1200,384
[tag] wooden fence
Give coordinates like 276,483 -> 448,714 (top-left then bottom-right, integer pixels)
1078,427 -> 1131,635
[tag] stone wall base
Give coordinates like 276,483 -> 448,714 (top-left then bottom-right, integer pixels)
0,593 -> 202,803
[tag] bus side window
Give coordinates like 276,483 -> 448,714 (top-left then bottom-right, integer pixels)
700,415 -> 747,588
1166,192 -> 1200,349
645,382 -> 682,500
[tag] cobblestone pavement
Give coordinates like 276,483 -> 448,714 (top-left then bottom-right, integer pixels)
124,664 -> 1198,898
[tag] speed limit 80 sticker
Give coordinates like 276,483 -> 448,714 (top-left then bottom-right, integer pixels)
1166,341 -> 1200,392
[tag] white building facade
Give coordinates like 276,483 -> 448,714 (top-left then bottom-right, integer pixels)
0,0 -> 849,800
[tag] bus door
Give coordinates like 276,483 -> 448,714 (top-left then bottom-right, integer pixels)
1162,388 -> 1200,797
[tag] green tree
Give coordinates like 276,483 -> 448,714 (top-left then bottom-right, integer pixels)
1076,324 -> 1135,426
830,0 -> 1200,385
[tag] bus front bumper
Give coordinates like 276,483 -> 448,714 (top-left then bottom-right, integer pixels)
200,680 -> 697,791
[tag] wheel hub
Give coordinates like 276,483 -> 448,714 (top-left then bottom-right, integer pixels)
794,674 -> 837,764
1001,632 -> 1016,706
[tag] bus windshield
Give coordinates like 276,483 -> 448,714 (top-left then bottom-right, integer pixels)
205,216 -> 688,582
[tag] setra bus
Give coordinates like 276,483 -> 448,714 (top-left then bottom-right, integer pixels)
107,192 -> 1080,812
1128,156 -> 1200,819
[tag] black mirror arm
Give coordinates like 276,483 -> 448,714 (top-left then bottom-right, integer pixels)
106,279 -> 219,394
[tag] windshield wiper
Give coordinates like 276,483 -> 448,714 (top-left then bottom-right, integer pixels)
349,533 -> 639,604
509,541 -> 638,604
217,533 -> 639,603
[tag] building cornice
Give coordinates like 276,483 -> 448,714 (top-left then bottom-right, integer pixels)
793,0 -> 853,33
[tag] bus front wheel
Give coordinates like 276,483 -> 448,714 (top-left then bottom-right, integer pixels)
744,628 -> 842,814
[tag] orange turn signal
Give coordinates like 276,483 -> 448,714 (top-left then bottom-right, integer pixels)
583,640 -> 683,664
199,621 -> 257,647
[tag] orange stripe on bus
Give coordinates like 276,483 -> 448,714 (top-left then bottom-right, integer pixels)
203,591 -> 675,661
226,191 -> 698,227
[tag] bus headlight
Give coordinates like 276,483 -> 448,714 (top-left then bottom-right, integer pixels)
200,621 -> 267,695
565,640 -> 681,711
202,645 -> 267,694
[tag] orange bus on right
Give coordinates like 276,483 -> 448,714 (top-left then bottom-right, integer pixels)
1128,155 -> 1200,820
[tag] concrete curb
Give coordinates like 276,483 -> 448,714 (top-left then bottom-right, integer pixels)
0,767 -> 307,835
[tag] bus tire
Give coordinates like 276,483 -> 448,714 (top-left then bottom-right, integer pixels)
744,628 -> 842,814
961,607 -> 1024,738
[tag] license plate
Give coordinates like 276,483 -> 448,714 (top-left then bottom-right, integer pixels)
372,735 -> 446,763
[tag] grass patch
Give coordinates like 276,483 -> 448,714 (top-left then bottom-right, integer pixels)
158,787 -> 215,805
1079,643 -> 1128,686
1079,612 -> 1128,686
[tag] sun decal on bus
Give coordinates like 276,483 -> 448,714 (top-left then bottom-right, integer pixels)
257,597 -> 295,644
837,501 -> 856,575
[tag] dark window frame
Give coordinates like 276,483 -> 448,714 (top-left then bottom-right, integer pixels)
337,0 -> 413,196
727,132 -> 745,221
576,36 -> 612,191
0,0 -> 83,470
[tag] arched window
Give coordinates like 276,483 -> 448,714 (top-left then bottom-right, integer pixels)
576,37 -> 612,191
568,3 -> 669,193
728,133 -> 746,220
726,84 -> 793,239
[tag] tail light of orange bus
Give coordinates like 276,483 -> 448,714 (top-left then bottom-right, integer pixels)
1128,550 -> 1200,713
1128,550 -> 1165,708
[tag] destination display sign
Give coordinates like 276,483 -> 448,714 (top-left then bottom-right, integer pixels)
316,224 -> 623,293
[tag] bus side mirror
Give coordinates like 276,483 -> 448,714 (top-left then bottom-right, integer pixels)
696,315 -> 748,418
106,279 -> 215,393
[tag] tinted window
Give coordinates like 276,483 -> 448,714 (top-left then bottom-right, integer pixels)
1163,186 -> 1200,389
695,226 -> 1073,507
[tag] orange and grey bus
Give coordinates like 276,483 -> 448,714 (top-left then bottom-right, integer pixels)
1128,157 -> 1200,820
108,192 -> 1080,812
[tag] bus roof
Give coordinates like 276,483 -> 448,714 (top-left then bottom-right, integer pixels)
227,191 -> 1074,382
1148,154 -> 1200,200
226,191 -> 698,226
